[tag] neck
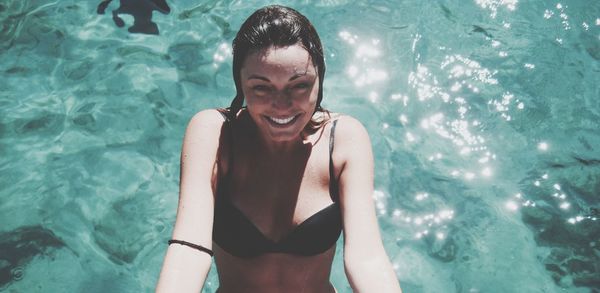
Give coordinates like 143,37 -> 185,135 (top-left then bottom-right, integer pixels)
261,136 -> 307,156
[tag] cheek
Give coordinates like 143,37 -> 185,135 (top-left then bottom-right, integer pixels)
307,83 -> 319,105
243,88 -> 270,106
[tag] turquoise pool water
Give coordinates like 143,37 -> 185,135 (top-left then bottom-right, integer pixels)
1,0 -> 599,292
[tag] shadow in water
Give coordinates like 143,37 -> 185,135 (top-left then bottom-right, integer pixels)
0,226 -> 65,289
97,0 -> 170,35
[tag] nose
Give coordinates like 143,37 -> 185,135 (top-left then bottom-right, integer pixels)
271,90 -> 292,109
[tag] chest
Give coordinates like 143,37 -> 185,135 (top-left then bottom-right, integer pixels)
231,147 -> 332,233
212,119 -> 343,257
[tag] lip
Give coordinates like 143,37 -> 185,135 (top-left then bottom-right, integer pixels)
263,113 -> 302,128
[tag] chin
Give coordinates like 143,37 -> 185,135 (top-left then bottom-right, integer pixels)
265,129 -> 303,142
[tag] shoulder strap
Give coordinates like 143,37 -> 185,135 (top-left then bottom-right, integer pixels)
328,119 -> 339,202
217,109 -> 229,122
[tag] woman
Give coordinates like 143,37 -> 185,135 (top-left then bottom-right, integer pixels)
156,5 -> 402,293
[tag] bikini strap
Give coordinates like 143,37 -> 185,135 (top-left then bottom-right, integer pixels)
216,108 -> 229,122
328,119 -> 339,202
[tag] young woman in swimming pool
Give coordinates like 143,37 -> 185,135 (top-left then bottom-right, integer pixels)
156,5 -> 402,293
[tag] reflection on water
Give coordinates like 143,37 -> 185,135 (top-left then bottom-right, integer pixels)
475,0 -> 518,18
0,0 -> 599,292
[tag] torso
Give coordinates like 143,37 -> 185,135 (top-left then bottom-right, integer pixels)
212,110 -> 341,292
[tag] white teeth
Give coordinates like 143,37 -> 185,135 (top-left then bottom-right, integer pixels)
269,115 -> 296,124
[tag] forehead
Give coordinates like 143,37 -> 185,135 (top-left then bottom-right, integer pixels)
241,44 -> 316,77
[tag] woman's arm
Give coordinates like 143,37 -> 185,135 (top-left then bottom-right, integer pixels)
156,109 -> 226,293
335,116 -> 402,293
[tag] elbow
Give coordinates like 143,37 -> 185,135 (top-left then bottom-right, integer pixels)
343,252 -> 385,275
343,250 -> 381,283
343,243 -> 389,270
343,250 -> 402,293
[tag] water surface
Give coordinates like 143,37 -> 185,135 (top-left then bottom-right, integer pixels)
0,0 -> 599,292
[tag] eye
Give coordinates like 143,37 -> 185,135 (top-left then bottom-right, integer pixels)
293,83 -> 310,90
252,85 -> 272,94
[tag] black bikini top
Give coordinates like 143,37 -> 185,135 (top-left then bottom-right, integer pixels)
212,114 -> 342,258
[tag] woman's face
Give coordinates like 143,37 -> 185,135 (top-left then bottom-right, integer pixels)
240,44 -> 319,143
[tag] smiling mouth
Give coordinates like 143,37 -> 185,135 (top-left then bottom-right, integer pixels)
265,114 -> 301,126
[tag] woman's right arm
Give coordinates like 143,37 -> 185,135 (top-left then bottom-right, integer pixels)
156,109 -> 226,293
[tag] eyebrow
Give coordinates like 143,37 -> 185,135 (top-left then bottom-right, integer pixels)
247,72 -> 316,82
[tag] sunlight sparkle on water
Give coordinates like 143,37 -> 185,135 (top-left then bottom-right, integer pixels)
415,193 -> 429,201
476,0 -> 518,18
369,91 -> 379,103
481,167 -> 492,177
347,65 -> 358,77
439,209 -> 455,220
338,31 -> 357,44
399,114 -> 408,124
450,82 -> 462,92
421,113 -> 444,130
373,190 -> 388,216
411,33 -> 421,53
428,153 -> 443,161
340,30 -> 388,88
355,44 -> 381,58
538,142 -> 549,151
568,216 -> 586,224
505,200 -> 519,211
408,64 -> 440,101
441,55 -> 498,85
213,43 -> 232,66
391,94 -> 410,106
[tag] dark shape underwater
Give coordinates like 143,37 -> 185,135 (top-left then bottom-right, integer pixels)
97,0 -> 171,35
0,226 -> 65,289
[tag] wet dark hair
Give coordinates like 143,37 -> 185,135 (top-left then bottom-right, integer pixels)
226,5 -> 329,131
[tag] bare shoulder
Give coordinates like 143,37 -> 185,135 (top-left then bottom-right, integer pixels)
184,109 -> 227,138
329,114 -> 372,164
331,114 -> 371,145
188,109 -> 227,128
